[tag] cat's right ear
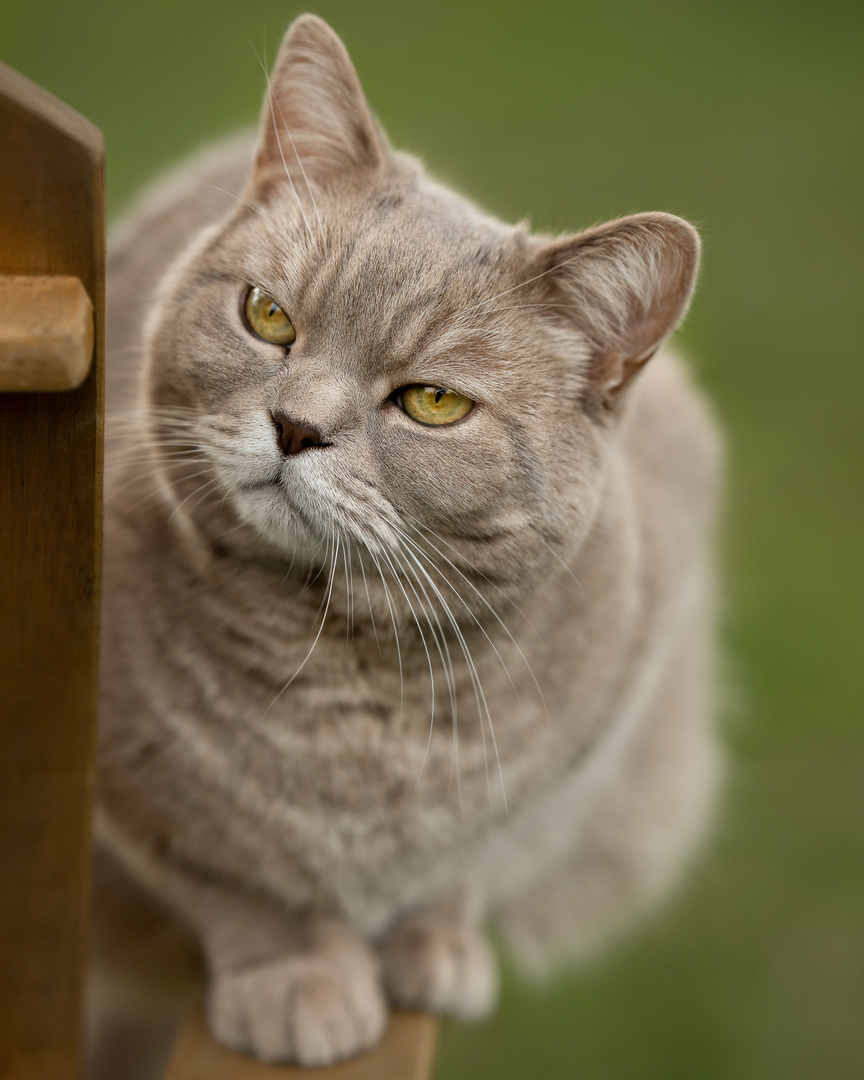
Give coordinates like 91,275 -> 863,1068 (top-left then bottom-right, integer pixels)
247,15 -> 389,197
531,213 -> 700,412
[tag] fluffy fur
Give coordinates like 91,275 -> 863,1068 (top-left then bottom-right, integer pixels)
95,14 -> 721,1068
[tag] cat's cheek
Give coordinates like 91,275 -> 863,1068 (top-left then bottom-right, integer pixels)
151,295 -> 287,411
378,428 -> 525,526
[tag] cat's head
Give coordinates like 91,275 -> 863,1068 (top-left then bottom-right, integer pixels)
144,14 -> 699,615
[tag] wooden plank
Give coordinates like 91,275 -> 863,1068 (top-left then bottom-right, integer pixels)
0,275 -> 93,391
162,1007 -> 439,1080
0,62 -> 104,1080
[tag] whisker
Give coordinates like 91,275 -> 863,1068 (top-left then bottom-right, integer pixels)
397,523 -> 545,721
394,551 -> 464,813
403,522 -> 547,705
341,539 -> 353,649
368,549 -> 404,723
536,533 -> 585,595
249,44 -> 315,243
111,464 -> 216,505
357,548 -> 382,659
397,539 -> 501,813
270,95 -> 325,249
408,518 -> 540,637
265,531 -> 339,715
455,262 -> 566,321
168,474 -> 223,521
377,547 -> 437,759
191,178 -> 265,219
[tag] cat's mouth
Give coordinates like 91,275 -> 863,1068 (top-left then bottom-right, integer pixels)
236,471 -> 283,492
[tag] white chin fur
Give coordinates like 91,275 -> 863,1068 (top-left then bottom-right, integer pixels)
231,487 -> 328,561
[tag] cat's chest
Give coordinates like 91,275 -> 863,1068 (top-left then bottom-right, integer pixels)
187,610 -> 542,797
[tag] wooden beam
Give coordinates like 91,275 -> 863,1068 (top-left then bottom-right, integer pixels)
0,275 -> 94,392
0,62 -> 104,1080
162,1007 -> 439,1080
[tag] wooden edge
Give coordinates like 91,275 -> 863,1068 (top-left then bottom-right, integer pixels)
0,275 -> 94,391
161,1004 -> 439,1080
0,61 -> 103,160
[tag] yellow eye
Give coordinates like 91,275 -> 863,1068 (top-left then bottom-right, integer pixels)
244,286 -> 296,346
400,385 -> 474,426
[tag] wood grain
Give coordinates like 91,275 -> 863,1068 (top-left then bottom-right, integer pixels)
0,275 -> 93,391
162,1007 -> 439,1080
0,62 -> 104,1080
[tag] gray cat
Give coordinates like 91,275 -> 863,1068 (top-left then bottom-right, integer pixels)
95,13 -> 721,1067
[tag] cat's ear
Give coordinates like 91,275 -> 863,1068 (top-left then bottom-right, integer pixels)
247,15 -> 388,196
534,213 -> 700,410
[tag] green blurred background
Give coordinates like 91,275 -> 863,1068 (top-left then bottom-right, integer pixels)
3,0 -> 861,1076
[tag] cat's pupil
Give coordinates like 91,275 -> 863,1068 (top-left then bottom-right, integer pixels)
435,388 -> 445,404
268,303 -> 279,318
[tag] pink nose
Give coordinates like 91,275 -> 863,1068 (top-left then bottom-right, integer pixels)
271,411 -> 328,456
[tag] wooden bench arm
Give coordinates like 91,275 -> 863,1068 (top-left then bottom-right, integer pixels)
162,1006 -> 439,1080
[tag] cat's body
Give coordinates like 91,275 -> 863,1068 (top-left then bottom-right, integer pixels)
95,16 -> 721,1067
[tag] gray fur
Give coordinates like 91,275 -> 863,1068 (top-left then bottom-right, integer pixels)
95,14 -> 721,1067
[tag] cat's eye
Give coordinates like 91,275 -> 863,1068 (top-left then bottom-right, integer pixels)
399,385 -> 474,426
244,286 -> 296,346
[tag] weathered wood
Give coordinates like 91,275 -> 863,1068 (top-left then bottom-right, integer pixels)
0,275 -> 93,391
0,62 -> 104,1080
162,1008 -> 439,1080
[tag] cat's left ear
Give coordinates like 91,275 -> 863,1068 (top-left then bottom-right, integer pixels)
533,213 -> 700,410
247,15 -> 389,196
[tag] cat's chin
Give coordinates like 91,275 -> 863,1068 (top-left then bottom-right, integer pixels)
229,486 -> 330,566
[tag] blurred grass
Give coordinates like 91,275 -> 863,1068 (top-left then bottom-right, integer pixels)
2,0 -> 862,1075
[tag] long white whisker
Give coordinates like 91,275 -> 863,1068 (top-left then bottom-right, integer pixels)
341,539 -> 353,648
455,261 -> 567,321
368,549 -> 404,722
250,46 -> 314,242
357,550 -> 382,658
191,178 -> 265,219
269,96 -> 325,248
401,522 -> 548,720
120,466 -> 217,510
265,532 -> 339,715
395,524 -> 539,716
395,550 -> 464,812
536,533 -> 586,595
407,518 -> 540,637
398,539 -> 502,812
168,474 -> 223,521
105,453 -> 210,472
377,547 -> 437,755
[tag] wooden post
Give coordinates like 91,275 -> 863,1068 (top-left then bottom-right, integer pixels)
0,62 -> 105,1080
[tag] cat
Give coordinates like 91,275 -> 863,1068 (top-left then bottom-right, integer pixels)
94,12 -> 722,1069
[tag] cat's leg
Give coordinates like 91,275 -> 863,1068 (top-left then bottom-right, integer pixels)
495,625 -> 720,972
378,889 -> 498,1019
203,899 -> 387,1066
93,837 -> 387,1066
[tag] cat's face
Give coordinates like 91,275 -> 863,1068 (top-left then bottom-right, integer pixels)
144,15 -> 699,614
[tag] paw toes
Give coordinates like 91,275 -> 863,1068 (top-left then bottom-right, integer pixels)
207,952 -> 387,1066
381,920 -> 498,1020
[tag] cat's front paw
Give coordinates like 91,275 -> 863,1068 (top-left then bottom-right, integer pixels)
207,942 -> 387,1066
380,917 -> 498,1020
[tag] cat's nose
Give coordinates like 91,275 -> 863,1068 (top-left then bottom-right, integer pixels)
271,410 -> 329,456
